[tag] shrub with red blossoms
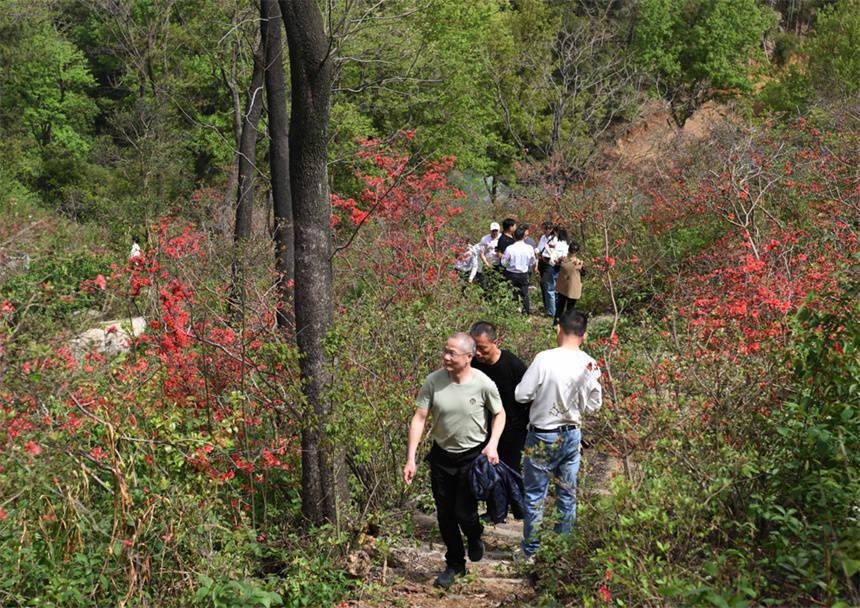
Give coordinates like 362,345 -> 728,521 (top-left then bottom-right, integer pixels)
331,132 -> 467,295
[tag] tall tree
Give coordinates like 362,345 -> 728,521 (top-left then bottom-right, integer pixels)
489,0 -> 640,188
278,0 -> 341,524
234,40 -> 265,242
261,0 -> 293,327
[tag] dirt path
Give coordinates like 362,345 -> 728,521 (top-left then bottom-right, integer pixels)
346,514 -> 533,608
345,451 -> 623,607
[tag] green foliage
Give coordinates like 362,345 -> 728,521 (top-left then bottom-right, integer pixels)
407,0 -> 508,174
486,0 -> 640,175
771,32 -> 803,67
633,0 -> 776,123
760,0 -> 859,115
0,6 -> 99,210
0,166 -> 40,210
806,0 -> 860,98
485,0 -> 558,149
0,16 -> 97,159
194,576 -> 283,608
0,0 -> 242,228
758,66 -> 812,114
750,291 -> 860,602
334,0 -> 511,176
275,533 -> 353,608
0,252 -> 111,322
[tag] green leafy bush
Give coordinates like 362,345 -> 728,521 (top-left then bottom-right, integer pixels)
806,0 -> 860,99
761,0 -> 860,114
194,576 -> 282,608
632,0 -> 776,123
771,32 -> 802,67
1,252 -> 111,321
750,292 -> 860,603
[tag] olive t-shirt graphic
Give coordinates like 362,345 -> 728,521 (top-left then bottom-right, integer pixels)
416,368 -> 503,453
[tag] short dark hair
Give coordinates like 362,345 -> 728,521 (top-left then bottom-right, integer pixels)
568,241 -> 580,253
514,226 -> 527,241
542,221 -> 554,230
559,309 -> 588,337
469,321 -> 497,341
502,218 -> 517,232
132,236 -> 140,244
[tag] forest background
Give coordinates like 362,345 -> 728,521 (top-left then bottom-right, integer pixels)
0,0 -> 857,606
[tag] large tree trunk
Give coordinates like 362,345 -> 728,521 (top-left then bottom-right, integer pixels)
221,30 -> 243,230
262,0 -> 294,327
234,42 -> 265,242
279,0 -> 343,525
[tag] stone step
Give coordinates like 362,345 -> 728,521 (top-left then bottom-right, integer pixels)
478,576 -> 528,586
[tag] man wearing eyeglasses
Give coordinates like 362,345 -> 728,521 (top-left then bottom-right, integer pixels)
403,333 -> 506,588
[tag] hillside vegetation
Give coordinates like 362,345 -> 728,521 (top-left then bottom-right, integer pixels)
1,1 -> 858,606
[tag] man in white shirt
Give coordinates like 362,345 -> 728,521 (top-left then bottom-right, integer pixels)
500,225 -> 537,314
514,310 -> 602,558
478,222 -> 501,269
535,221 -> 555,264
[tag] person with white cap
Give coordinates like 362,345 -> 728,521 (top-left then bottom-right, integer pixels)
478,222 -> 501,269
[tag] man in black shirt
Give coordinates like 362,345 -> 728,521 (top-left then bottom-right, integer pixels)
469,321 -> 530,473
495,218 -> 517,256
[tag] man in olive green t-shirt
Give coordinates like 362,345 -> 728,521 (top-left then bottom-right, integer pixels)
403,333 -> 506,588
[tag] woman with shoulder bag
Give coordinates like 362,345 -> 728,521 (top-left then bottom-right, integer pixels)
554,241 -> 584,326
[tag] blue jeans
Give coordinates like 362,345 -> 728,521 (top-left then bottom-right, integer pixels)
540,265 -> 559,317
521,427 -> 581,556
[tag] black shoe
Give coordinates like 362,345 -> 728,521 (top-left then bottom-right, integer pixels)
467,537 -> 485,562
434,566 -> 466,588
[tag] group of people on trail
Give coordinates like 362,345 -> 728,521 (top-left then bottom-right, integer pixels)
403,309 -> 602,588
455,219 -> 585,325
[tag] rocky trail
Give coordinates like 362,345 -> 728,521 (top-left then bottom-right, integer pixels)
345,452 -> 624,607
346,513 -> 533,608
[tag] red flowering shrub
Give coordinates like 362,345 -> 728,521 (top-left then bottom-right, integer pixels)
0,220 -> 309,602
331,132 -> 467,294
528,117 -> 859,606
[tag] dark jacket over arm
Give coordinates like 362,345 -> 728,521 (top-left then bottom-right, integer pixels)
469,455 -> 525,523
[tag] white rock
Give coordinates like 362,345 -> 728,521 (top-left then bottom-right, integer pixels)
70,317 -> 146,358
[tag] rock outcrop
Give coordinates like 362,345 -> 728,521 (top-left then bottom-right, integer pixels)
69,317 -> 146,358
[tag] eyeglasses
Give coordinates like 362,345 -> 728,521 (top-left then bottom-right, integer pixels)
441,349 -> 470,358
